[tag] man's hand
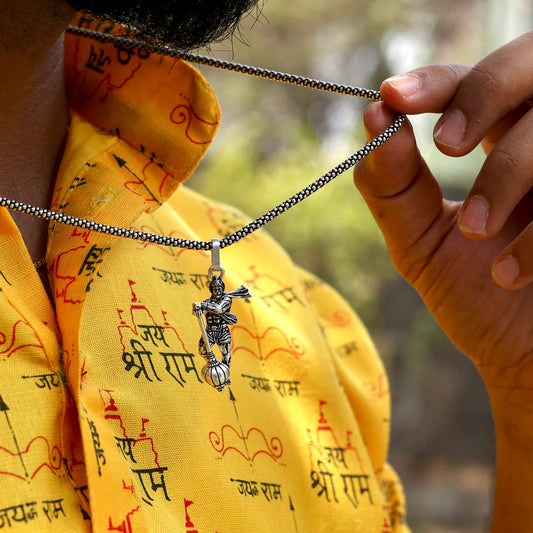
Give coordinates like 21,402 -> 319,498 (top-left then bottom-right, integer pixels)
353,31 -> 533,532
354,30 -> 533,390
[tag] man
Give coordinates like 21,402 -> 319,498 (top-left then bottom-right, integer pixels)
0,1 -> 408,531
0,1 -> 529,532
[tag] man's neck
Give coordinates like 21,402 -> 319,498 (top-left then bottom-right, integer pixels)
0,1 -> 74,265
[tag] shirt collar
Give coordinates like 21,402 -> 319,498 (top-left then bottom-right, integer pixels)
44,23 -> 221,314
64,19 -> 221,199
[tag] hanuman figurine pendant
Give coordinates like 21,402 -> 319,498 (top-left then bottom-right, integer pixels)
192,239 -> 251,392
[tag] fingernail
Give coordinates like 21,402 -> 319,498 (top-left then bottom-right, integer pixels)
384,74 -> 420,99
492,255 -> 519,287
459,196 -> 489,235
434,109 -> 467,150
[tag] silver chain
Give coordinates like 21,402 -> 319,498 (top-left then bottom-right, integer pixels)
0,26 -> 404,251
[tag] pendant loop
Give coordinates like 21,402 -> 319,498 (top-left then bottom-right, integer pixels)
208,238 -> 225,279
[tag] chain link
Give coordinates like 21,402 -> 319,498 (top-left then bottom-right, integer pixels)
2,27 -> 405,251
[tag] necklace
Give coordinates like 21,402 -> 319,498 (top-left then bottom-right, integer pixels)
2,26 -> 405,391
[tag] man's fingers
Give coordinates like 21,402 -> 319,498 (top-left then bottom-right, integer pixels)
492,221 -> 533,289
481,103 -> 532,154
433,32 -> 533,156
458,107 -> 533,239
382,32 -> 533,157
354,102 -> 444,277
380,64 -> 471,114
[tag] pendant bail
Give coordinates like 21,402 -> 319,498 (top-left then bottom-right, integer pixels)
208,238 -> 225,279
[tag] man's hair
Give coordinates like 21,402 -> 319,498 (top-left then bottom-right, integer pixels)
67,0 -> 260,50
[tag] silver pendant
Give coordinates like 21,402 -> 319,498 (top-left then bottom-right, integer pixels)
193,239 -> 251,391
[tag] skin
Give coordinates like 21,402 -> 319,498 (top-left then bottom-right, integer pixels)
353,30 -> 533,532
0,1 -> 75,267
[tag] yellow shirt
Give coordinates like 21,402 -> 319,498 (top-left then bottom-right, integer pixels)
0,21 -> 409,532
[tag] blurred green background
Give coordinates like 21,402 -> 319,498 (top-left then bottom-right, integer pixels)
191,1 -> 533,531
